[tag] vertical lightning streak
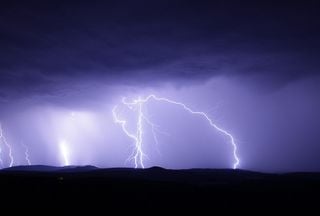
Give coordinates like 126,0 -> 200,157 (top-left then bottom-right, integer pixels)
112,106 -> 143,168
60,141 -> 70,166
142,115 -> 167,156
0,140 -> 2,168
136,101 -> 145,168
21,143 -> 31,165
0,123 -> 14,167
114,95 -> 240,169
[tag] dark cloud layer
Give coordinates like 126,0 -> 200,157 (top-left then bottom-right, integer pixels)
1,0 -> 320,98
1,1 -> 320,171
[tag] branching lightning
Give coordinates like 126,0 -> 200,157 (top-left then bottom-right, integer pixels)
113,95 -> 240,169
112,102 -> 146,168
0,123 -> 14,167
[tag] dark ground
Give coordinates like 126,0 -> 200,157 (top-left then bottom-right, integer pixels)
0,166 -> 319,212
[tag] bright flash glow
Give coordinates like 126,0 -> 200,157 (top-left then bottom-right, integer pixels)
0,123 -> 14,167
113,94 -> 240,169
59,140 -> 70,166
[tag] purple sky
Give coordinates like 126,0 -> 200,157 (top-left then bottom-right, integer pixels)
0,0 -> 320,171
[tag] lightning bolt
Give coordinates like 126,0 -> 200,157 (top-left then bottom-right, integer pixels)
142,113 -> 168,156
21,142 -> 31,166
59,140 -> 70,166
113,94 -> 240,169
0,139 -> 2,168
112,102 -> 146,168
0,123 -> 14,168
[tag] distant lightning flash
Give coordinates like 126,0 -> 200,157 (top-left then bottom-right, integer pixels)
113,95 -> 240,169
59,140 -> 70,166
0,123 -> 14,167
21,142 -> 31,165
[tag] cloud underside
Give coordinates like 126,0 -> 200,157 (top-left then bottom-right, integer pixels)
0,0 -> 319,98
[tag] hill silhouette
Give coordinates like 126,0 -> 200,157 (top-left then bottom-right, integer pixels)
0,166 -> 319,212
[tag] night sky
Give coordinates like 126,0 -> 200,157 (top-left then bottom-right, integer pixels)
0,0 -> 320,172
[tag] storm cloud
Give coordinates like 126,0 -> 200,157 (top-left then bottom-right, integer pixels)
1,0 -> 320,99
0,1 -> 320,171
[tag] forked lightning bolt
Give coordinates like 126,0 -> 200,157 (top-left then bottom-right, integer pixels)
112,102 -> 146,168
0,123 -> 14,167
113,95 -> 240,169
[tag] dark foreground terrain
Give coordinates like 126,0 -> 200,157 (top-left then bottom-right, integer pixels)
0,166 -> 319,211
